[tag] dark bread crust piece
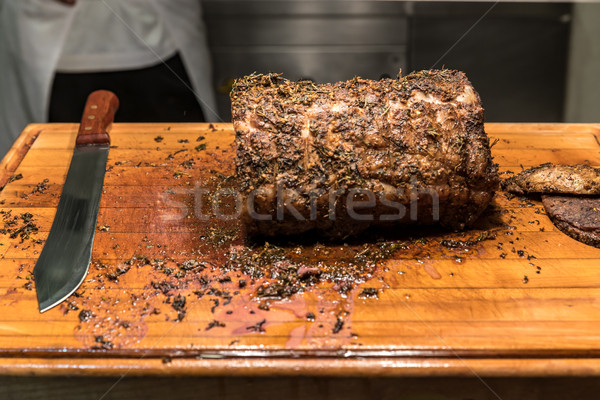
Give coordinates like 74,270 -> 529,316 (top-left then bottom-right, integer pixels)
231,70 -> 499,238
503,163 -> 600,195
542,195 -> 600,248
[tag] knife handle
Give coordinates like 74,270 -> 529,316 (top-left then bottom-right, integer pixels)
76,90 -> 120,148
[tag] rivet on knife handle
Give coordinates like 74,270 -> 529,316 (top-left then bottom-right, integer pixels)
76,90 -> 119,148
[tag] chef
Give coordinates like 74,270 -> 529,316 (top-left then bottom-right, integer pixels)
0,0 -> 219,157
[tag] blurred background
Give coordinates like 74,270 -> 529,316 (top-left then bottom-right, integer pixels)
1,0 -> 599,159
205,0 -> 597,123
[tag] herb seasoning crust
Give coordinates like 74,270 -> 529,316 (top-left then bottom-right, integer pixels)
231,70 -> 499,238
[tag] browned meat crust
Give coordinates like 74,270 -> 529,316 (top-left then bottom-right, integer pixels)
542,195 -> 600,248
503,163 -> 600,195
231,70 -> 499,238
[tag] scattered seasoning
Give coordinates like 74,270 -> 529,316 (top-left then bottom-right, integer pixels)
92,335 -> 113,350
306,312 -> 315,321
194,143 -> 207,151
210,298 -> 219,313
440,230 -> 496,249
196,135 -> 206,142
31,179 -> 50,194
332,317 -> 344,334
205,320 -> 226,331
178,139 -> 189,143
358,288 -> 379,298
0,212 -> 40,242
522,275 -> 529,284
172,294 -> 186,314
154,136 -> 164,143
246,319 -> 266,333
106,265 -> 130,282
179,259 -> 204,271
180,159 -> 195,169
151,280 -> 177,296
8,173 -> 23,183
225,240 -> 407,300
79,309 -> 93,322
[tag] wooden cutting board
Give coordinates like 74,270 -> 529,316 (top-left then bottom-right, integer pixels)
1,122 -> 600,377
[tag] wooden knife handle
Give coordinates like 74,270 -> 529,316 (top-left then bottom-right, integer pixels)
76,90 -> 119,148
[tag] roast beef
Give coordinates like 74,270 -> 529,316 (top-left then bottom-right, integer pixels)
542,195 -> 600,248
503,163 -> 600,195
231,69 -> 499,238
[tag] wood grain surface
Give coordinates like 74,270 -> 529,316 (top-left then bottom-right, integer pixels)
1,122 -> 599,377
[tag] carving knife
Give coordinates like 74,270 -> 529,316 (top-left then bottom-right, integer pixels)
34,90 -> 119,313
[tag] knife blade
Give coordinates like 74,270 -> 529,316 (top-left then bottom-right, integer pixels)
34,90 -> 119,313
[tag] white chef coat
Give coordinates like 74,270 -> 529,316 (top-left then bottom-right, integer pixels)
56,0 -> 178,72
0,0 -> 219,157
